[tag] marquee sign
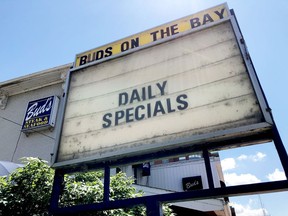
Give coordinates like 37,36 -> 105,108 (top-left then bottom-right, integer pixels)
53,4 -> 273,167
74,4 -> 229,68
22,96 -> 59,132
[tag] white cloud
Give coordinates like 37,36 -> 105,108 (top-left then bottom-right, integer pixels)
253,152 -> 266,162
221,158 -> 236,171
231,201 -> 269,216
266,168 -> 286,181
237,152 -> 266,162
237,154 -> 248,161
224,173 -> 261,186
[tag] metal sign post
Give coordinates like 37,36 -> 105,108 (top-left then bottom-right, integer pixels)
272,125 -> 288,179
49,167 -> 288,216
49,125 -> 288,215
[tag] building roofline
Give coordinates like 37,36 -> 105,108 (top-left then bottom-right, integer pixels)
0,63 -> 72,96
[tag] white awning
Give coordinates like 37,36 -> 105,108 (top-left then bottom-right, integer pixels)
0,161 -> 23,176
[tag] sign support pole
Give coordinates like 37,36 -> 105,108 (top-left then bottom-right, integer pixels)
103,165 -> 110,203
203,148 -> 215,189
272,125 -> 288,179
50,170 -> 64,215
146,198 -> 162,216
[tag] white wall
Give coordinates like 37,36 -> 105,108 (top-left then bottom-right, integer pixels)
0,83 -> 63,163
136,157 -> 222,191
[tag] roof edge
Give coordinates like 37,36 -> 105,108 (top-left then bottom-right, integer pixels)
0,63 -> 72,96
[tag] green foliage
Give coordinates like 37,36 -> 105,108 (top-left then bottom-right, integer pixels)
60,172 -> 146,215
0,157 -> 54,216
60,171 -> 104,206
0,158 -> 175,216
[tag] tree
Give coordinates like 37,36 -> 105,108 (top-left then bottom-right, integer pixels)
0,158 -> 54,216
0,158 -> 175,216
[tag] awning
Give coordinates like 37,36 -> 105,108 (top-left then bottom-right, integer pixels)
0,161 -> 23,176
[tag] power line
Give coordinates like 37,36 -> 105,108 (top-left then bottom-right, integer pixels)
0,115 -> 55,140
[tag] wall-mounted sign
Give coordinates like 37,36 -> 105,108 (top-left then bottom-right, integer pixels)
74,3 -> 229,68
22,96 -> 59,132
53,4 -> 273,168
182,176 -> 203,191
142,162 -> 151,176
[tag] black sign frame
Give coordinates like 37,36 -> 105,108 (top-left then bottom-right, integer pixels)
49,8 -> 288,216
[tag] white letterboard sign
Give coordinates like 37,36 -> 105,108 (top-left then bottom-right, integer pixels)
54,13 -> 272,167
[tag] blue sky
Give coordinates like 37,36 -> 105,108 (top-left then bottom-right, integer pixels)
1,1 -> 287,215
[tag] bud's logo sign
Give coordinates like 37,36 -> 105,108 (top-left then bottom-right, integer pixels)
22,96 -> 59,132
182,176 -> 203,191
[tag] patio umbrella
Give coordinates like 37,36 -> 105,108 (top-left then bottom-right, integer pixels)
0,161 -> 23,176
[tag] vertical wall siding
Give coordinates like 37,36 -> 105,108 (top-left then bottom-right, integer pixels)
136,157 -> 221,191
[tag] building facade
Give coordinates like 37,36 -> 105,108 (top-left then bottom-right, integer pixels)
0,64 -> 71,163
